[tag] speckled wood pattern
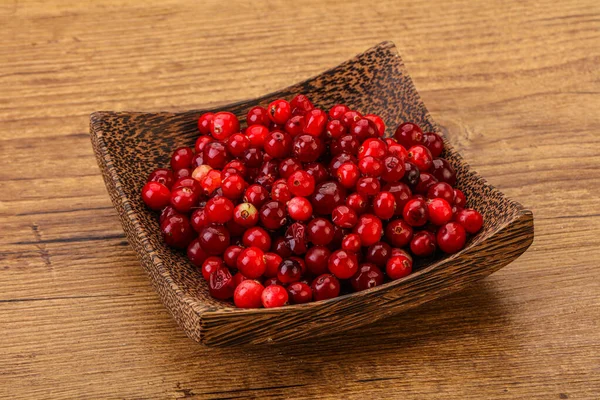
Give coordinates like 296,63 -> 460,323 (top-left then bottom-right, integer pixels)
90,41 -> 533,346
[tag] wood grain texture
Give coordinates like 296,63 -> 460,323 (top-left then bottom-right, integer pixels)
1,0 -> 599,398
90,42 -> 534,346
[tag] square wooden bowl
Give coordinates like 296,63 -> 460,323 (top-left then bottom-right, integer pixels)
90,41 -> 533,346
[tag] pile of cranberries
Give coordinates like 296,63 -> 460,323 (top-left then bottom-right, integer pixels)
141,94 -> 483,309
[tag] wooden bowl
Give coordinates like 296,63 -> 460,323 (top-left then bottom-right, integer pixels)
90,41 -> 533,346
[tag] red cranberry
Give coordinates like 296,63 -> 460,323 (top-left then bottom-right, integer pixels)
391,248 -> 413,260
424,132 -> 444,157
264,130 -> 292,158
287,170 -> 315,197
199,225 -> 230,255
427,198 -> 453,226
358,138 -> 387,159
303,109 -> 327,137
268,99 -> 291,124
373,191 -> 396,220
221,174 -> 246,200
285,222 -> 308,255
142,181 -> 171,210
328,225 -> 347,250
201,256 -> 224,280
437,222 -> 467,253
427,182 -> 454,203
223,245 -> 243,268
328,249 -> 358,279
170,147 -> 194,171
272,237 -> 292,258
173,176 -> 202,192
170,186 -> 199,213
233,202 -> 258,228
225,134 -> 249,159
271,179 -> 292,203
203,142 -> 229,169
410,231 -> 436,257
311,181 -> 346,215
191,164 -> 213,183
279,157 -> 302,179
236,247 -> 266,278
402,161 -> 420,186
190,208 -> 209,232
290,94 -> 314,116
262,285 -> 288,308
381,155 -> 405,182
287,282 -> 312,304
304,162 -> 330,184
329,104 -> 350,120
342,233 -> 362,253
210,112 -> 239,140
243,184 -> 269,208
351,263 -> 384,291
356,176 -> 381,197
414,172 -> 438,195
364,114 -> 386,137
329,153 -> 358,174
365,242 -> 392,268
385,219 -> 413,247
455,209 -> 483,234
195,135 -> 213,155
242,147 -> 263,168
232,272 -> 250,289
205,196 -> 234,224
187,238 -> 209,267
311,274 -> 340,301
259,200 -> 288,230
346,193 -> 369,215
284,115 -> 306,137
200,169 -> 222,196
160,213 -> 195,249
287,197 -> 313,221
388,139 -> 408,159
234,280 -> 264,308
358,156 -> 384,177
407,145 -> 433,172
307,218 -> 335,245
247,106 -> 270,127
209,267 -> 235,300
332,205 -> 358,228
431,158 -> 457,185
386,255 -> 413,280
293,134 -> 324,162
330,135 -> 360,156
278,259 -> 303,284
341,110 -> 363,128
305,246 -> 331,276
246,124 -> 270,147
264,252 -> 283,278
394,122 -> 424,149
336,162 -> 360,189
148,168 -> 174,189
403,198 -> 429,227
454,189 -> 467,208
242,227 -> 271,252
353,214 -> 383,246
326,119 -> 347,139
198,113 -> 214,135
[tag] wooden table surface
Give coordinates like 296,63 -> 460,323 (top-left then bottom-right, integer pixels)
1,0 -> 599,398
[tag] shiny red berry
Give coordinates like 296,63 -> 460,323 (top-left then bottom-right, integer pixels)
454,188 -> 467,208
264,252 -> 283,278
358,138 -> 387,159
236,247 -> 266,279
365,242 -> 392,268
303,109 -> 327,137
233,202 -> 258,228
198,113 -> 214,135
427,182 -> 455,204
290,94 -> 314,116
437,222 -> 467,253
199,225 -> 230,255
246,124 -> 270,147
142,181 -> 171,210
243,184 -> 269,208
346,193 -> 369,215
264,130 -> 292,158
287,197 -> 313,221
279,157 -> 302,179
259,200 -> 288,230
234,280 -> 264,308
328,249 -> 358,279
278,258 -> 303,284
247,106 -> 271,127
381,155 -> 405,182
287,170 -> 315,197
287,282 -> 312,304
385,219 -> 413,248
424,132 -> 444,157
285,222 -> 308,255
307,218 -> 335,245
326,119 -> 347,139
431,158 -> 457,185
210,112 -> 239,140
223,245 -> 243,269
332,205 -> 358,228
407,145 -> 433,172
311,181 -> 346,215
403,198 -> 429,227
427,198 -> 453,226
209,267 -> 235,300
330,134 -> 360,156
304,162 -> 330,184
262,285 -> 288,308
414,172 -> 438,195
268,99 -> 291,124
170,147 -> 194,171
242,227 -> 271,252
356,176 -> 381,197
364,114 -> 386,137
170,186 -> 199,213
386,255 -> 413,280
341,110 -> 363,128
329,104 -> 350,120
147,168 -> 174,189
187,238 -> 209,268
410,231 -> 436,257
205,196 -> 234,224
200,256 -> 224,280
353,214 -> 383,246
351,263 -> 384,291
341,233 -> 362,253
284,115 -> 306,137
293,134 -> 324,162
394,122 -> 424,149
311,274 -> 340,301
304,245 -> 331,275
373,191 -> 396,220
455,209 -> 483,234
